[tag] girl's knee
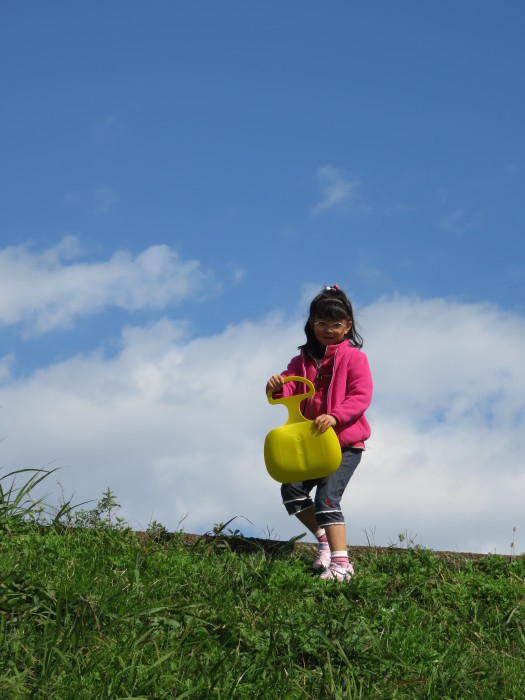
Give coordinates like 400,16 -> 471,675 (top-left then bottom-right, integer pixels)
315,510 -> 345,528
280,482 -> 297,500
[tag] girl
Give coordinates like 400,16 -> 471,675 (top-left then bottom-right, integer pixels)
267,285 -> 373,582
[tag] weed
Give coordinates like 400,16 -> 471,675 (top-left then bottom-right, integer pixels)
0,467 -> 73,532
511,526 -> 517,558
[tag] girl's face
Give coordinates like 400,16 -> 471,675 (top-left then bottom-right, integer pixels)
310,316 -> 352,346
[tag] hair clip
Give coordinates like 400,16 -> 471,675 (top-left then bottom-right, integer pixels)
325,284 -> 339,291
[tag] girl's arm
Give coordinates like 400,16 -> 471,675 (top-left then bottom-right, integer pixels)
265,354 -> 304,397
330,353 -> 373,425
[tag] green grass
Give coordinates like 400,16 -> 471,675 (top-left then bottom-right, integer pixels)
1,470 -> 524,698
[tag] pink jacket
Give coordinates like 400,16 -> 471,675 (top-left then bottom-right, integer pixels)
274,341 -> 373,448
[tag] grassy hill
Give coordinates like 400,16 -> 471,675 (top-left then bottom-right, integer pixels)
1,471 -> 524,698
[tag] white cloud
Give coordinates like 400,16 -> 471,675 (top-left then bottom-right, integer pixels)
1,297 -> 524,555
93,188 -> 116,215
312,164 -> 369,216
0,354 -> 15,383
0,237 -> 209,335
228,264 -> 246,284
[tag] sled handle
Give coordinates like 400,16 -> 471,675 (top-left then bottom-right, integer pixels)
267,376 -> 315,424
267,375 -> 314,404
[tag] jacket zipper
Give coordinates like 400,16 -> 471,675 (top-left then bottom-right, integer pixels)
303,346 -> 340,418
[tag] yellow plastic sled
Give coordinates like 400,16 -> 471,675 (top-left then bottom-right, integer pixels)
264,376 -> 342,483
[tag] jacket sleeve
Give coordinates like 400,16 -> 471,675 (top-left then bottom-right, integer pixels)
330,351 -> 373,425
265,354 -> 304,398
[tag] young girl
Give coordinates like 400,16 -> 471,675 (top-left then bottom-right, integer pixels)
267,285 -> 373,582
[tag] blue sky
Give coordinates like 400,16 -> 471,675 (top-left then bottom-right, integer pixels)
1,2 -> 524,553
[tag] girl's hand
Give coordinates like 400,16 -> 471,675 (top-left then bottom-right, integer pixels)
267,374 -> 284,391
314,414 -> 337,433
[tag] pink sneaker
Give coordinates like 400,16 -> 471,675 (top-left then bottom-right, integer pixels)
312,543 -> 331,571
320,562 -> 355,582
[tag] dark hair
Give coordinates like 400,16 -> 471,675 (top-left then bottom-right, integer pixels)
300,286 -> 363,356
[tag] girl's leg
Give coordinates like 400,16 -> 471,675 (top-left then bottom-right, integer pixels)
281,481 -> 316,522
323,524 -> 352,578
314,449 -> 362,581
281,481 -> 324,565
294,506 -> 331,570
324,523 -> 347,552
293,504 -> 319,534
313,449 -> 361,532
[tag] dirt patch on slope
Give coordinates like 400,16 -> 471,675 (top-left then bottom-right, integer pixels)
136,531 -> 516,561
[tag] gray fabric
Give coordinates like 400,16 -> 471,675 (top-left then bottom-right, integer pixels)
280,448 -> 362,527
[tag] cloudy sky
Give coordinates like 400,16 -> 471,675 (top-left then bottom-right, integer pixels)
1,2 -> 524,554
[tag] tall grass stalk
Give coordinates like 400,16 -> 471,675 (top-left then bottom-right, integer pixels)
0,468 -> 71,531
